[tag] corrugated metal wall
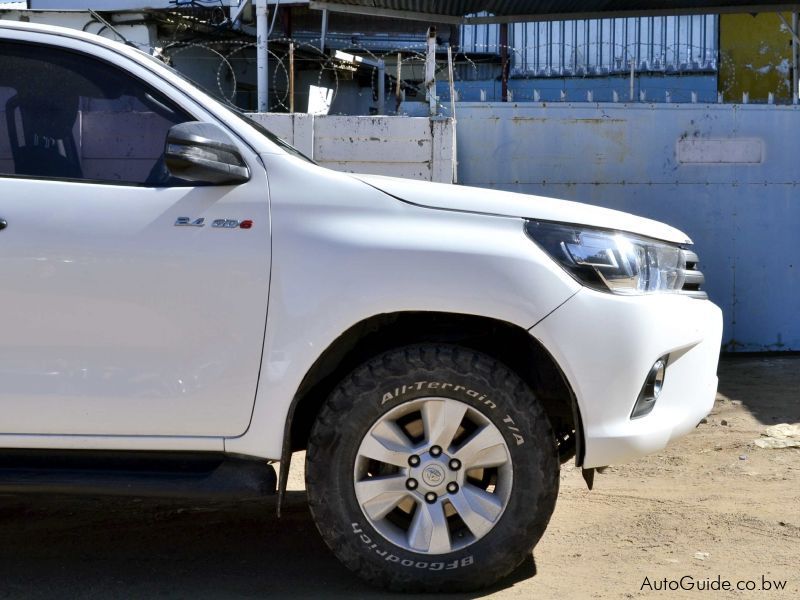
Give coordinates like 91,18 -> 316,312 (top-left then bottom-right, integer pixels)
455,102 -> 799,351
461,15 -> 718,75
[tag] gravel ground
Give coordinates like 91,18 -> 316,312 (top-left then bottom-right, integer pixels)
0,356 -> 797,599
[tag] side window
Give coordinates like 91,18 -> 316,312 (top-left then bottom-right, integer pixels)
0,41 -> 193,186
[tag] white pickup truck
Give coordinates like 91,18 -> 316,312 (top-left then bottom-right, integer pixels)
0,21 -> 722,592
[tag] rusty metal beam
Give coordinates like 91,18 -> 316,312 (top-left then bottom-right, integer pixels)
464,5 -> 800,24
309,1 -> 800,25
309,1 -> 463,24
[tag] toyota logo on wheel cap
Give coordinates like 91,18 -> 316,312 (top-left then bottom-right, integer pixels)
421,464 -> 445,487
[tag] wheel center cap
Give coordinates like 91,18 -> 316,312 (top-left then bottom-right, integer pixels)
421,463 -> 445,488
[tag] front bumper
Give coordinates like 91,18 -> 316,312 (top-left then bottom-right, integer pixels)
530,289 -> 723,468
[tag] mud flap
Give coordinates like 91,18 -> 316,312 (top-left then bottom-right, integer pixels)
581,467 -> 595,490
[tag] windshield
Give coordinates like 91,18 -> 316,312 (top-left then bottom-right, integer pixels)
137,48 -> 314,163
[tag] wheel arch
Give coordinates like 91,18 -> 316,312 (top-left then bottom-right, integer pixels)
283,311 -> 583,464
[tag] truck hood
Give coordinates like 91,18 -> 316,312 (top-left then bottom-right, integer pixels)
353,174 -> 692,245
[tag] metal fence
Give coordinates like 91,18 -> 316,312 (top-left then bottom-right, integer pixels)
461,15 -> 718,75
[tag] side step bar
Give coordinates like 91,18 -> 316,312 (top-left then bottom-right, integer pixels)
0,450 -> 277,499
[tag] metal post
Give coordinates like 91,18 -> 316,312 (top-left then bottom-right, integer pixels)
635,16 -> 641,68
377,60 -> 385,115
584,19 -> 589,71
426,27 -> 437,116
447,46 -> 457,115
610,18 -> 616,69
598,19 -> 604,71
622,19 -> 628,67
447,45 -> 458,184
395,52 -> 402,112
289,42 -> 295,113
794,13 -> 799,104
320,8 -> 328,53
701,15 -> 708,65
500,22 -> 509,101
256,0 -> 268,112
630,58 -> 635,101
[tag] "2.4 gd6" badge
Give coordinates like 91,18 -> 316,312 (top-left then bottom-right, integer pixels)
175,217 -> 253,229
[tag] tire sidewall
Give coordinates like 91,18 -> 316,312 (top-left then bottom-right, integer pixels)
309,349 -> 559,588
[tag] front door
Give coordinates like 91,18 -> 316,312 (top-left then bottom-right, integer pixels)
0,40 -> 270,437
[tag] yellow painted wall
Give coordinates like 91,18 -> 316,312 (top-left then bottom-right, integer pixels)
719,12 -> 794,102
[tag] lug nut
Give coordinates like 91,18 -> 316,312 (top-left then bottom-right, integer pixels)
424,492 -> 437,504
408,455 -> 421,467
447,482 -> 459,494
448,458 -> 461,471
406,478 -> 418,490
429,445 -> 442,457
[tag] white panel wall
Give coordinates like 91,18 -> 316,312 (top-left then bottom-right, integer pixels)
247,113 -> 456,183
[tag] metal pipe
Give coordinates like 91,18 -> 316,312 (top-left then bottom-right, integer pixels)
256,0 -> 268,112
701,15 -> 708,65
622,19 -> 628,67
320,8 -> 328,53
584,19 -> 589,71
635,16 -> 641,68
610,18 -> 615,69
518,24 -> 524,72
598,19 -> 604,71
289,41 -> 295,113
522,24 -> 528,72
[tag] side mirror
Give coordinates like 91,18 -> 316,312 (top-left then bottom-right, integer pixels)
164,121 -> 250,185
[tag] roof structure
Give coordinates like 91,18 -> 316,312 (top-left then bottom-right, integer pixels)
310,1 -> 800,23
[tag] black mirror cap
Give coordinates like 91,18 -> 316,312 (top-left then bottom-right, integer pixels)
165,121 -> 250,185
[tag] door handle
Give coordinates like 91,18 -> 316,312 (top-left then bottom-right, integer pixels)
0,219 -> 7,231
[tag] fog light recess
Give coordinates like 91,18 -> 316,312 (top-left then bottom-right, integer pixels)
630,356 -> 668,419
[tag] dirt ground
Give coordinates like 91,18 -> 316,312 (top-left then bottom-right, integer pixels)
0,356 -> 797,599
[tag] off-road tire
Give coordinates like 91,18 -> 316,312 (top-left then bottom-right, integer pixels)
306,344 -> 560,592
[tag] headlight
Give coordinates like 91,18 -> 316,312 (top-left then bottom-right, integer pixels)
525,220 -> 688,295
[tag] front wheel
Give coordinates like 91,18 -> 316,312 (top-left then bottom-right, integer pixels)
306,345 -> 560,592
